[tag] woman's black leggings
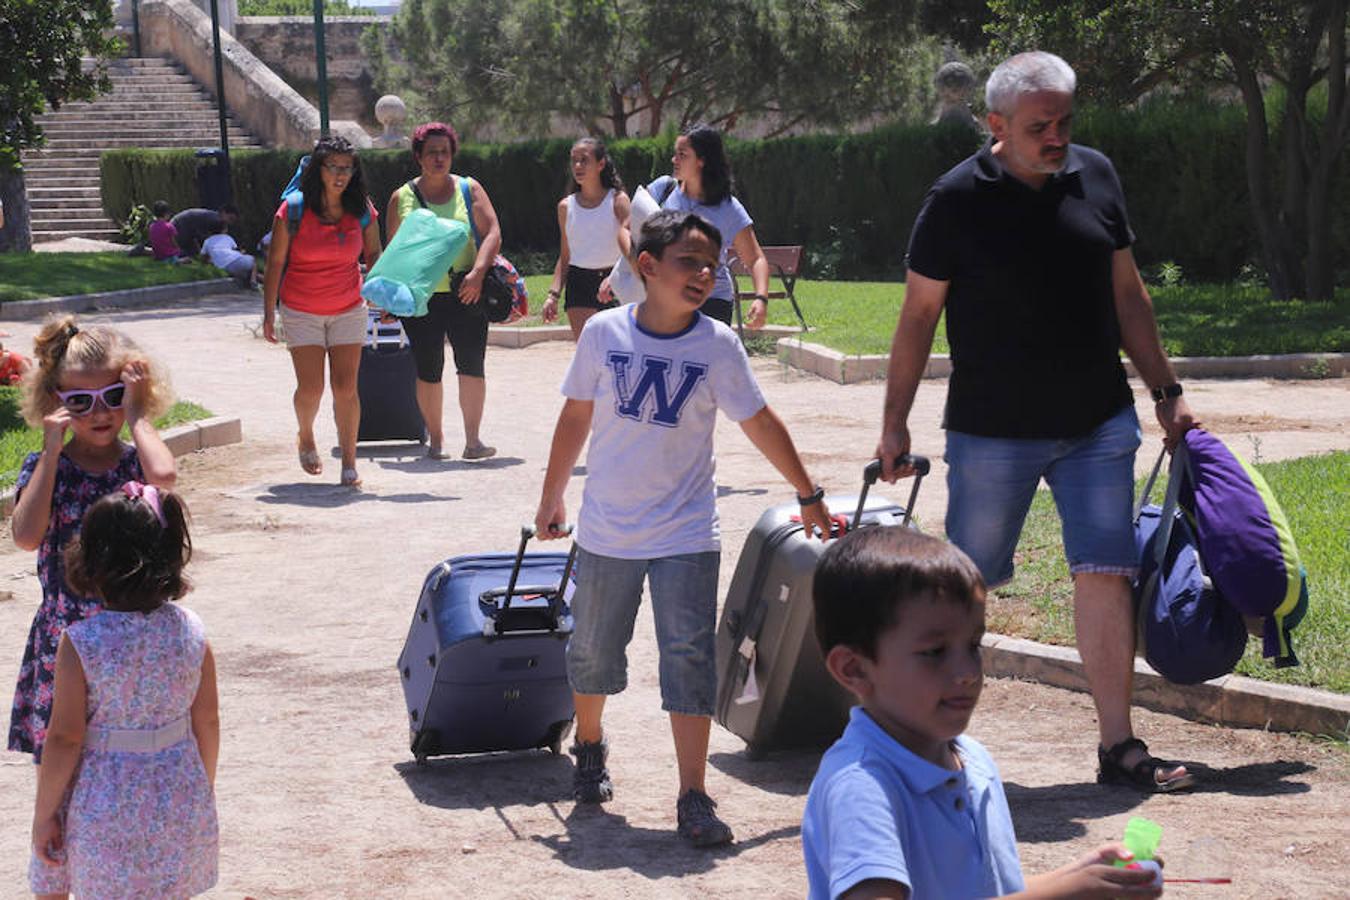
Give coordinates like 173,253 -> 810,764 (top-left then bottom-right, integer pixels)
400,291 -> 488,381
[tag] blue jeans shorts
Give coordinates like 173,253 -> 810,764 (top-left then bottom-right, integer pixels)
944,405 -> 1142,588
566,547 -> 721,716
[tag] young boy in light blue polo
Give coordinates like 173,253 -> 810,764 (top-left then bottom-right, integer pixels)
534,210 -> 832,847
803,526 -> 1164,899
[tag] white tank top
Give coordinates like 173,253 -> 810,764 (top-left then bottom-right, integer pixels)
565,190 -> 621,269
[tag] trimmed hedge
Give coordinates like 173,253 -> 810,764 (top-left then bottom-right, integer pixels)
100,102 -> 1350,280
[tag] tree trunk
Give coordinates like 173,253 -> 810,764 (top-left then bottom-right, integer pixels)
1308,0 -> 1350,300
607,82 -> 629,138
0,169 -> 33,254
1233,61 -> 1304,299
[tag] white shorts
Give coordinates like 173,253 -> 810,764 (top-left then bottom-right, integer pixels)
280,302 -> 367,349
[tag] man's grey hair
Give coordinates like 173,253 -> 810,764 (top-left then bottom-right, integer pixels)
985,52 -> 1076,116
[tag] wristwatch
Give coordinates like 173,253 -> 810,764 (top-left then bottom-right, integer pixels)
1150,383 -> 1184,403
752,293 -> 769,304
797,485 -> 825,506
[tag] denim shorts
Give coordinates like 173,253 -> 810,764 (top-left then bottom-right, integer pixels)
944,405 -> 1141,588
566,547 -> 721,716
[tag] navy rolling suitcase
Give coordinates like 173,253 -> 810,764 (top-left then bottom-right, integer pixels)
397,527 -> 577,761
715,457 -> 930,758
358,312 -> 426,444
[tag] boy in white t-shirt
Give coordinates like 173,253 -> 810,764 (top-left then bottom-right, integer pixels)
534,210 -> 833,847
200,220 -> 257,289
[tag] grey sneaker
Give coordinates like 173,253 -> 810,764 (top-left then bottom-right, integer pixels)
676,788 -> 734,847
571,739 -> 613,804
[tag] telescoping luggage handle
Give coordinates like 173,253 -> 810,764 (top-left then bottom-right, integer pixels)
855,454 -> 931,530
477,524 -> 577,617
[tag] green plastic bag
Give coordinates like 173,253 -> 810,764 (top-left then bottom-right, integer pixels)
361,209 -> 470,317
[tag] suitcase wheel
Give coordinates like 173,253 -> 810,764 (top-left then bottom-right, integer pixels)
544,718 -> 574,756
743,741 -> 767,762
411,728 -> 440,764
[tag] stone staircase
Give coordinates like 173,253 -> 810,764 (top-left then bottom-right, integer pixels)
22,57 -> 262,244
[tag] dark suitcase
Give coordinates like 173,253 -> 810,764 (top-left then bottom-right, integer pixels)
358,313 -> 426,443
715,456 -> 930,758
397,527 -> 577,761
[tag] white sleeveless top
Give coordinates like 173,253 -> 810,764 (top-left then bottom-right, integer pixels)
566,190 -> 621,269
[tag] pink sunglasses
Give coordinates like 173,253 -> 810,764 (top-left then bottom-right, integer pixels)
56,383 -> 126,416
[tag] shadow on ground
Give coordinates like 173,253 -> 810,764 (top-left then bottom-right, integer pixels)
532,802 -> 799,876
1006,759 -> 1314,843
376,456 -> 527,475
396,750 -> 573,811
255,483 -> 454,508
707,749 -> 819,797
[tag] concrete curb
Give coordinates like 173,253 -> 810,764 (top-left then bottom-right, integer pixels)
488,322 -> 807,348
776,338 -> 1350,385
981,632 -> 1350,738
0,279 -> 238,322
0,415 -> 242,517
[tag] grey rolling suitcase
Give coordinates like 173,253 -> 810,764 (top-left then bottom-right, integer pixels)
715,456 -> 930,758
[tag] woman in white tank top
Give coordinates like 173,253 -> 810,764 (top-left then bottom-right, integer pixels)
544,138 -> 632,340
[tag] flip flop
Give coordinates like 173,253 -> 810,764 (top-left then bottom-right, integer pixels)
463,444 -> 497,461
298,446 -> 323,476
340,467 -> 362,488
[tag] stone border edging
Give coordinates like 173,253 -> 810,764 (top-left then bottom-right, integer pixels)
0,279 -> 237,322
981,632 -> 1350,738
488,322 -> 806,348
0,415 -> 242,517
777,338 -> 1350,384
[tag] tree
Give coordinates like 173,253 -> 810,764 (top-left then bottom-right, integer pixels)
0,0 -> 119,251
238,0 -> 375,14
367,0 -> 942,139
987,0 -> 1350,301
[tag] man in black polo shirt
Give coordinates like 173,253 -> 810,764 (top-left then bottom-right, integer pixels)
876,51 -> 1199,792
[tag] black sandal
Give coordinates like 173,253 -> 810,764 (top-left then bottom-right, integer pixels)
1097,737 -> 1197,793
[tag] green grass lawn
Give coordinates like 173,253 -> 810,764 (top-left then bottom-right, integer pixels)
987,451 -> 1349,694
518,276 -> 1349,358
0,253 -> 226,303
0,387 -> 212,490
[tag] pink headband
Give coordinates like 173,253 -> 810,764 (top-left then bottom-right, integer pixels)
122,481 -> 166,526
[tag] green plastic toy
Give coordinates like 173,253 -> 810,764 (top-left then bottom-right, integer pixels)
1119,816 -> 1163,864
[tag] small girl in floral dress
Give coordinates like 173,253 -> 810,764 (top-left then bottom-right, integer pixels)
31,483 -> 219,898
9,314 -> 177,765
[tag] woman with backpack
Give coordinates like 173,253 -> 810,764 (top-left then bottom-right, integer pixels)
385,121 -> 503,462
603,124 -> 772,329
262,135 -> 382,488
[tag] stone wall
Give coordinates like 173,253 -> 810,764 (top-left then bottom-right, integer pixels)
137,0 -> 370,149
234,17 -> 386,129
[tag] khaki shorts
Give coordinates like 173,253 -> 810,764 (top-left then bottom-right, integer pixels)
280,302 -> 367,348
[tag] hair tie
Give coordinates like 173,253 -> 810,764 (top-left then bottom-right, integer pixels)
122,481 -> 167,527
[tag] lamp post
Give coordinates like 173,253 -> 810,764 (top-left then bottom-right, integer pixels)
208,0 -> 230,162
314,0 -> 330,136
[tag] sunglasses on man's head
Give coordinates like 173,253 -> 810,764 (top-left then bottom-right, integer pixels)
56,383 -> 126,416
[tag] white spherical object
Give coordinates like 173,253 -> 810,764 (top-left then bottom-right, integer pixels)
375,95 -> 408,128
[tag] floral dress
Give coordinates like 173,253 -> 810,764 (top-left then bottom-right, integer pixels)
8,444 -> 142,761
29,604 -> 219,897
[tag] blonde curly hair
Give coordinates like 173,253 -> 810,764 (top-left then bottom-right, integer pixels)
21,315 -> 173,427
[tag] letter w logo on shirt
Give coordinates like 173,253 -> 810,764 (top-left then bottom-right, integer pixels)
607,352 -> 708,427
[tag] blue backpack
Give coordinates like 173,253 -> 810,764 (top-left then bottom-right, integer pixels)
280,155 -> 372,233
1133,447 -> 1249,684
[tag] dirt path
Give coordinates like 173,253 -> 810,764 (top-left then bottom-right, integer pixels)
1,294 -> 1346,898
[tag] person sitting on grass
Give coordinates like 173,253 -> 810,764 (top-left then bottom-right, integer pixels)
148,200 -> 189,264
200,219 -> 258,289
802,526 -> 1165,899
533,209 -> 833,848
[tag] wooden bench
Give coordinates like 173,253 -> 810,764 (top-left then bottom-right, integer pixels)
728,245 -> 808,336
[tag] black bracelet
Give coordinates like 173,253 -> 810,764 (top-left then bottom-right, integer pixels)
797,485 -> 825,506
753,293 -> 769,303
